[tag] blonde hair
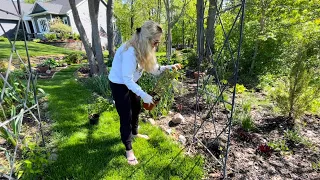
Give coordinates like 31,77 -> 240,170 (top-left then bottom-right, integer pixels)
125,20 -> 162,73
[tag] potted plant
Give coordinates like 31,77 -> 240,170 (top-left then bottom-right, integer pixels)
37,63 -> 49,73
143,69 -> 180,110
88,95 -> 112,125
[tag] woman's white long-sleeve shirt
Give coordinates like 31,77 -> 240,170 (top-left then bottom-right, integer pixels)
108,44 -> 169,98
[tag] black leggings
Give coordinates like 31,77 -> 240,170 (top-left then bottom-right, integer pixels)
109,81 -> 141,150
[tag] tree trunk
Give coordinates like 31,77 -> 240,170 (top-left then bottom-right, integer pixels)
197,0 -> 205,66
205,0 -> 217,57
130,0 -> 134,34
164,0 -> 188,63
164,0 -> 171,62
69,0 -> 97,75
107,0 -> 115,59
89,0 -> 106,74
182,19 -> 185,48
157,0 -> 161,22
250,0 -> 267,74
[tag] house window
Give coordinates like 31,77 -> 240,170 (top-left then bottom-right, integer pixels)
37,18 -> 49,33
62,17 -> 68,25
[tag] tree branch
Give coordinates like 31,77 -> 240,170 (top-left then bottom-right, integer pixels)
170,0 -> 190,27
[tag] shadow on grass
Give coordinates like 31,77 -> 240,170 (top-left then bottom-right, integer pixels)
45,137 -> 122,179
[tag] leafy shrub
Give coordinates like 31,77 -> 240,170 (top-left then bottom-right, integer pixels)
88,94 -> 113,115
270,74 -> 320,120
0,106 -> 23,147
284,129 -> 313,148
0,61 -> 15,72
18,140 -> 49,179
181,48 -> 195,53
106,58 -> 113,67
139,73 -> 157,94
139,70 -> 181,118
312,161 -> 320,171
32,38 -> 41,43
235,84 -> 247,94
241,115 -> 255,132
44,33 -> 57,41
49,18 -> 72,40
0,36 -> 9,42
64,52 -> 82,64
72,33 -> 80,40
186,50 -> 198,70
82,74 -> 112,100
42,58 -> 58,69
268,140 -> 290,152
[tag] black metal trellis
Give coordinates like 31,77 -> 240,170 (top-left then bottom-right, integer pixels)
0,0 -> 44,179
191,0 -> 246,178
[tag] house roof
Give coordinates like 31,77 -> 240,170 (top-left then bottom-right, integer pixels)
29,0 -> 107,15
0,0 -> 33,21
1,0 -> 108,20
30,0 -> 83,15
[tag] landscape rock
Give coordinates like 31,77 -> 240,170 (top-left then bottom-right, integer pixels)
46,70 -> 51,74
42,102 -> 49,110
62,63 -> 68,67
49,153 -> 58,161
172,113 -> 185,124
166,129 -> 172,135
147,118 -> 155,125
179,135 -> 187,145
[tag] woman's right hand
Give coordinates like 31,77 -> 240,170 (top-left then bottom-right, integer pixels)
141,93 -> 153,105
172,63 -> 182,70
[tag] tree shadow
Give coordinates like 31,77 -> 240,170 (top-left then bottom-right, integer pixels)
256,116 -> 294,134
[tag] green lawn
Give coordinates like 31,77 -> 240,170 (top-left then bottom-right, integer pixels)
38,66 -> 204,179
0,41 -> 78,59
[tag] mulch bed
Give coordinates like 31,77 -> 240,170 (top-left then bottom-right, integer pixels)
154,77 -> 320,179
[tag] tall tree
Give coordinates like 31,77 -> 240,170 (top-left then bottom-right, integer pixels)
69,0 -> 97,75
88,0 -> 106,74
196,0 -> 205,64
249,0 -> 270,74
130,0 -> 134,34
205,0 -> 217,57
107,0 -> 115,58
163,0 -> 189,62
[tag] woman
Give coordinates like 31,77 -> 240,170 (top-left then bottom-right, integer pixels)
108,20 -> 181,165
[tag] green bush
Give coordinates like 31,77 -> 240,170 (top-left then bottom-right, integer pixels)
88,95 -> 113,115
18,141 -> 49,179
64,52 -> 82,64
44,33 -> 57,41
268,140 -> 290,152
49,18 -> 72,40
73,33 -> 80,40
106,58 -> 113,67
241,115 -> 255,132
181,48 -> 195,53
284,129 -> 313,148
270,72 -> 320,120
312,161 -> 320,171
139,70 -> 181,118
82,74 -> 112,100
42,58 -> 59,69
235,84 -> 247,94
186,50 -> 198,70
32,38 -> 41,43
0,36 -> 9,42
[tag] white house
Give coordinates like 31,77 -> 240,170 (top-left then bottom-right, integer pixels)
0,0 -> 121,48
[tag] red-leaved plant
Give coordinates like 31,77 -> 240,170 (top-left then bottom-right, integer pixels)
256,144 -> 273,157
